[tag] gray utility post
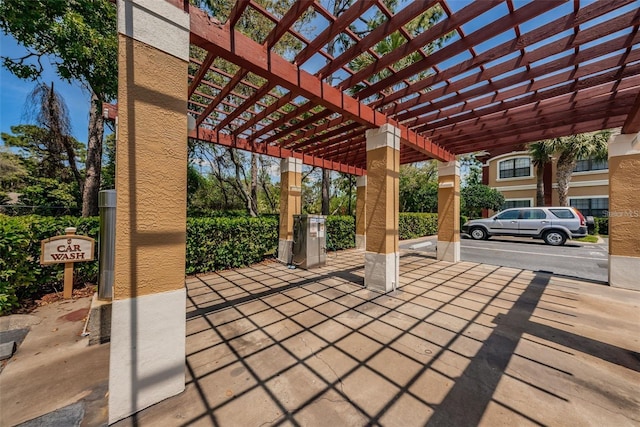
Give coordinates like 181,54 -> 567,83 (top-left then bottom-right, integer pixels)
98,190 -> 116,300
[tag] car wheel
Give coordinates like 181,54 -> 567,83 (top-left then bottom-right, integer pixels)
470,227 -> 488,240
543,230 -> 566,246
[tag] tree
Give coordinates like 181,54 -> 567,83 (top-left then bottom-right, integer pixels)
528,141 -> 554,206
399,162 -> 438,212
547,131 -> 610,206
1,0 -> 117,216
461,184 -> 504,219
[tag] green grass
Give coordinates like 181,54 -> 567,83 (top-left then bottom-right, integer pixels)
575,235 -> 599,243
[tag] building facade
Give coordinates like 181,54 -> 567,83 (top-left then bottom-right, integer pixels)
484,151 -> 609,217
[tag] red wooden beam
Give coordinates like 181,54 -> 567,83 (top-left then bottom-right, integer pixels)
450,115 -> 628,154
337,0 -> 500,92
195,68 -> 247,127
289,122 -> 363,150
227,0 -> 250,28
294,0 -> 374,66
190,128 -> 365,175
317,0 -> 439,79
213,82 -> 275,132
355,0 -> 566,100
394,16 -> 640,124
622,91 -> 640,134
232,92 -> 295,136
263,0 -> 314,49
188,4 -> 454,161
416,72 -> 640,137
375,0 -> 631,110
188,52 -> 216,98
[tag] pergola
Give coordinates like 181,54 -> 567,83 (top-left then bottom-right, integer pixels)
179,0 -> 640,171
109,0 -> 640,423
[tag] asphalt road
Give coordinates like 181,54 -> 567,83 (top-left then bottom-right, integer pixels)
399,235 -> 609,283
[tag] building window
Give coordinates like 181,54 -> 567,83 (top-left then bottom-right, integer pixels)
570,197 -> 609,217
503,199 -> 531,209
498,157 -> 531,179
574,157 -> 608,172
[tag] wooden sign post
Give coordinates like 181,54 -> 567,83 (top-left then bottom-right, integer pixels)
41,227 -> 95,299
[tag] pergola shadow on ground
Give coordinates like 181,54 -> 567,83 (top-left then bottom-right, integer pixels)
114,250 -> 640,426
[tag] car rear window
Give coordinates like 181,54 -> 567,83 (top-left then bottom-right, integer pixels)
549,209 -> 575,218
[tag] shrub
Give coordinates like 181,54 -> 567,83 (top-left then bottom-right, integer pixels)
326,216 -> 355,251
186,216 -> 278,274
595,217 -> 608,235
0,215 -> 99,315
399,213 -> 438,240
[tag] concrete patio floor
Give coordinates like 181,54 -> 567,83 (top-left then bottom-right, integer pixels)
114,249 -> 640,427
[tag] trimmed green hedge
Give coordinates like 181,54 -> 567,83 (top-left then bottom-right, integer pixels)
399,213 -> 438,240
594,217 -> 608,235
326,216 -> 355,250
0,215 -> 100,314
1,212 -> 457,314
186,216 -> 278,274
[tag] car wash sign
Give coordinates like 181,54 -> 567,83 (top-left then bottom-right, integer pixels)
40,228 -> 95,264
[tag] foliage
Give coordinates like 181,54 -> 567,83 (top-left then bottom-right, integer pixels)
326,216 -> 355,250
461,184 -> 505,219
594,217 -> 608,235
0,147 -> 29,191
185,216 -> 279,274
1,0 -> 117,216
2,124 -> 84,184
545,131 -> 610,206
100,133 -> 116,190
458,154 -> 482,186
17,177 -> 80,215
0,215 -> 99,314
528,141 -> 554,206
399,213 -> 438,240
399,162 -> 438,212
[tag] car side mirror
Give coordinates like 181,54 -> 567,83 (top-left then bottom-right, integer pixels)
493,217 -> 497,220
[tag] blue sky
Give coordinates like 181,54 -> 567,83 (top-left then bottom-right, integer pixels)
0,33 -> 90,144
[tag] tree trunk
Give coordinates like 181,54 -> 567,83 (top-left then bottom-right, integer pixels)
556,152 -> 576,207
321,169 -> 330,215
535,163 -> 544,207
82,92 -> 104,217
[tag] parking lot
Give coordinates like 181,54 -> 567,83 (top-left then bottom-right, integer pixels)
400,236 -> 609,283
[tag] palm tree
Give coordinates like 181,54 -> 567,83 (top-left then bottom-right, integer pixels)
528,141 -> 554,206
548,131 -> 610,206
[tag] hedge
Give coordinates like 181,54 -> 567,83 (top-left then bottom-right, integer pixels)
0,215 -> 100,314
594,217 -> 608,235
1,212 -> 453,314
185,216 -> 278,274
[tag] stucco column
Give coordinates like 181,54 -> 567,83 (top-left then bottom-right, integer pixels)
437,161 -> 461,262
110,0 -> 189,423
608,132 -> 640,291
355,175 -> 367,250
278,157 -> 302,263
365,124 -> 400,293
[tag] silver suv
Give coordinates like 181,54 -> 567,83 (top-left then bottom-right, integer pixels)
462,207 -> 591,246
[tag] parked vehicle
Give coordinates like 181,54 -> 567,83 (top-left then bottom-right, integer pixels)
462,207 -> 592,246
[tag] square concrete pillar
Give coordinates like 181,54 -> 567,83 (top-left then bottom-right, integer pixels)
278,157 -> 302,263
365,124 -> 400,293
355,175 -> 367,250
608,133 -> 640,290
110,0 -> 190,423
437,161 -> 461,262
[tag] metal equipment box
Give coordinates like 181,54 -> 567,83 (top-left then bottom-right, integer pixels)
292,214 -> 327,269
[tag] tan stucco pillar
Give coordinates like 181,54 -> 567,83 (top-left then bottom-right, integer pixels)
355,175 -> 367,250
608,132 -> 640,290
437,161 -> 461,262
110,0 -> 189,423
365,124 -> 400,293
278,157 -> 302,263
